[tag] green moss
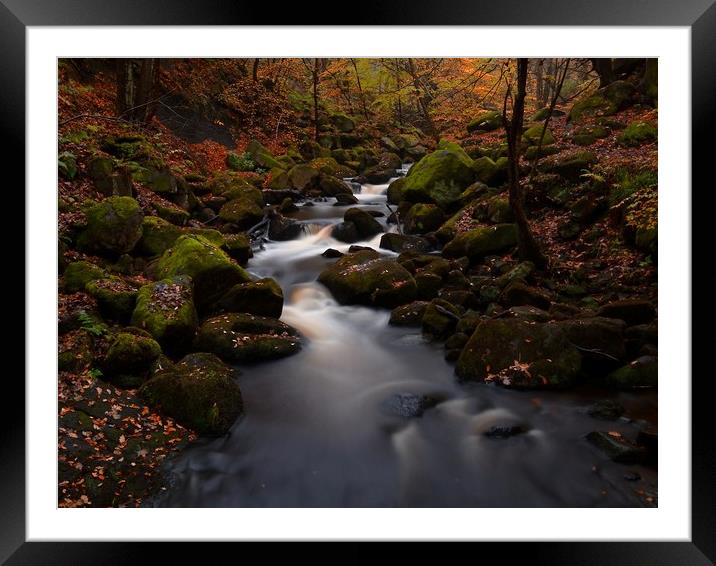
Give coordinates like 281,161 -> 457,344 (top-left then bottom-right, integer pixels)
522,125 -> 554,145
131,275 -> 198,353
344,207 -> 382,239
156,235 -> 251,313
58,151 -> 78,180
76,196 -> 144,256
154,202 -> 190,226
544,151 -> 597,180
218,197 -> 264,229
63,261 -> 108,293
86,277 -> 138,322
442,224 -> 518,261
525,145 -> 560,160
402,147 -> 474,208
309,157 -> 356,178
288,164 -> 320,190
466,110 -> 502,133
404,203 -> 446,234
58,330 -> 94,372
422,298 -> 461,339
568,81 -> 635,122
102,332 -> 161,388
137,216 -> 182,256
185,228 -> 224,247
608,167 -> 657,206
617,121 -> 657,147
245,139 -> 282,170
139,352 -> 243,436
607,356 -> 657,388
192,313 -> 301,363
221,233 -> 252,265
226,151 -> 256,172
217,278 -> 284,318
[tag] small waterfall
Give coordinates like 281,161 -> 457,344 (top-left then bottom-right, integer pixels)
301,222 -> 334,237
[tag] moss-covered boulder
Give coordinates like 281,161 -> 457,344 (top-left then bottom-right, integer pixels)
363,152 -> 402,184
525,145 -> 560,160
471,156 -> 509,187
63,261 -> 108,293
344,207 -> 382,239
403,203 -> 446,234
387,177 -> 406,205
442,224 -> 517,261
499,281 -> 551,310
288,164 -> 320,190
101,332 -> 162,388
568,80 -> 636,122
131,276 -> 198,353
522,125 -> 554,146
466,110 -> 502,133
422,298 -> 461,339
542,151 -> 597,180
317,250 -> 417,308
617,121 -> 657,147
319,174 -> 353,197
456,318 -> 582,388
76,196 -> 144,256
217,278 -> 284,318
402,147 -> 475,208
389,301 -> 429,327
330,113 -> 355,132
379,233 -> 431,254
246,139 -> 282,170
557,317 -> 626,366
137,216 -> 182,256
86,277 -> 138,322
309,157 -> 356,178
221,233 -> 252,265
193,313 -> 301,363
218,197 -> 264,229
139,352 -> 243,436
606,356 -> 657,388
156,235 -> 251,313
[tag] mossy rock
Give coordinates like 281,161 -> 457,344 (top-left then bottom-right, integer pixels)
193,313 -> 301,363
404,203 -> 446,235
389,301 -> 429,327
153,202 -> 190,226
499,281 -> 551,310
641,58 -> 658,105
268,168 -> 290,190
246,139 -> 282,170
58,151 -> 78,180
308,157 -> 356,178
422,298 -> 461,339
617,121 -> 657,147
568,80 -> 636,122
471,156 -> 507,187
137,216 -> 182,256
58,329 -> 94,372
442,224 -> 517,261
466,110 -> 502,133
217,183 -> 264,208
217,278 -> 284,318
387,177 -> 406,205
317,250 -> 417,308
218,197 -> 264,229
101,332 -> 161,388
330,113 -> 355,133
139,352 -> 243,436
402,146 -> 474,208
156,235 -> 251,314
319,174 -> 353,197
456,318 -> 582,387
525,145 -> 560,160
76,196 -> 144,256
485,195 -> 513,223
344,207 -> 382,239
133,166 -> 178,195
543,151 -> 597,180
86,277 -> 138,322
529,107 -> 565,122
131,275 -> 198,353
185,227 -> 224,247
522,125 -> 555,145
63,261 -> 108,293
221,233 -> 252,265
288,164 -> 320,190
606,355 -> 657,388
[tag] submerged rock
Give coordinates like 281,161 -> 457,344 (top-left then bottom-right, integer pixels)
379,393 -> 443,418
586,431 -> 648,464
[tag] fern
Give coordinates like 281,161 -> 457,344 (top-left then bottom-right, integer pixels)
77,310 -> 107,337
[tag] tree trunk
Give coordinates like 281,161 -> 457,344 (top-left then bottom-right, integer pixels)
394,59 -> 403,125
252,58 -> 260,82
350,58 -> 369,120
504,59 -> 547,269
312,58 -> 320,142
590,58 -> 615,88
535,59 -> 546,107
406,58 -> 438,142
116,59 -> 160,123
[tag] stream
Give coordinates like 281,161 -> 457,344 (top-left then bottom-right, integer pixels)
156,167 -> 657,508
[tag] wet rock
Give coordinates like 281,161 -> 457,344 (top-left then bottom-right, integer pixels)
389,301 -> 429,327
415,271 -> 443,300
403,203 -> 445,235
499,281 -> 552,310
268,213 -> 304,241
499,305 -> 552,322
379,392 -> 443,418
218,197 -> 264,230
456,318 -> 581,388
484,425 -> 528,438
193,313 -> 301,363
317,250 -> 417,308
348,245 -> 375,253
217,278 -> 284,318
557,317 -> 627,366
586,431 -> 648,464
334,193 -> 360,206
422,298 -> 461,340
379,233 -> 431,254
442,224 -> 518,261
587,399 -> 625,420
332,221 -> 360,243
607,356 -> 658,389
221,233 -> 252,265
321,248 -> 344,259
139,353 -> 243,436
344,207 -> 382,239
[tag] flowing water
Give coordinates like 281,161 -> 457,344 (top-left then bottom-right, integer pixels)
157,169 -> 657,508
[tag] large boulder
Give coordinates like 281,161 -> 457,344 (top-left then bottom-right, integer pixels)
63,261 -> 108,293
218,197 -> 264,229
389,301 -> 429,326
101,331 -> 162,388
76,196 -> 144,256
442,224 -> 517,261
363,152 -> 402,184
456,318 -> 582,388
288,164 -> 320,190
216,278 -> 284,318
139,352 -> 243,436
617,121 -> 657,147
379,233 -> 431,253
137,216 -> 182,256
541,151 -> 597,180
317,250 -> 417,308
606,355 -> 658,388
156,235 -> 251,313
471,156 -> 508,187
401,146 -> 475,208
86,277 -> 139,322
131,276 -> 198,353
557,317 -> 627,366
344,207 -> 382,239
193,313 -> 301,363
403,203 -> 446,234
246,139 -> 282,170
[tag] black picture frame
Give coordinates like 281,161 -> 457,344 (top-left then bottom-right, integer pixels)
7,0 -> 713,561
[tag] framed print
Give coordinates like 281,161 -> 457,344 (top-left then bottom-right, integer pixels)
7,0 -> 714,561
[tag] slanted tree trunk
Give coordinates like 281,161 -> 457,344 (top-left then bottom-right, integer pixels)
503,58 -> 547,269
350,58 -> 369,120
394,59 -> 403,125
406,58 -> 439,142
590,58 -> 615,88
535,59 -> 547,107
312,58 -> 320,142
115,59 -> 160,123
